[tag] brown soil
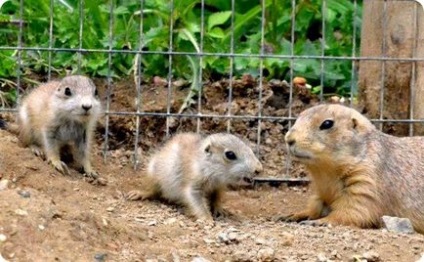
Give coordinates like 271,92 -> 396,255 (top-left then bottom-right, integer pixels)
0,76 -> 423,261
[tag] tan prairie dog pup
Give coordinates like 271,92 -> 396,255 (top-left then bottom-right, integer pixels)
2,75 -> 102,178
282,104 -> 424,233
127,132 -> 263,221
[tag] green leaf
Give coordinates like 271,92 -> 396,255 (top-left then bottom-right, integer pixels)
207,11 -> 232,31
114,6 -> 130,15
208,27 -> 225,38
179,28 -> 200,52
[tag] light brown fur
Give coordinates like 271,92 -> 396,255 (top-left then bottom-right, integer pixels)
283,104 -> 424,234
12,75 -> 102,178
127,132 -> 263,221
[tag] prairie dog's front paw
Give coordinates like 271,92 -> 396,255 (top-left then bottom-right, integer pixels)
49,159 -> 70,175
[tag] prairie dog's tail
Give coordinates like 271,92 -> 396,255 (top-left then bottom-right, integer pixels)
0,119 -> 19,135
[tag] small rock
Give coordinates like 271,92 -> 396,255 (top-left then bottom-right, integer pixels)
148,220 -> 157,226
0,234 -> 6,242
255,237 -> 267,245
38,225 -> 45,231
106,206 -> 114,212
0,180 -> 9,191
17,190 -> 30,198
14,209 -> 28,216
164,217 -> 177,225
94,253 -> 107,262
317,253 -> 327,262
227,232 -> 239,243
257,247 -> 275,261
191,256 -> 211,262
281,232 -> 294,246
203,238 -> 215,245
382,216 -> 415,234
362,251 -> 380,262
171,250 -> 181,262
217,232 -> 229,244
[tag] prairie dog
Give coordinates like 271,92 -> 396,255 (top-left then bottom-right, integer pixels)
127,132 -> 263,221
282,104 -> 424,233
13,75 -> 101,178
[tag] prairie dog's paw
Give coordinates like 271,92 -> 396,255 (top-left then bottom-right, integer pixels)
212,207 -> 238,221
83,170 -> 99,179
49,159 -> 70,175
126,190 -> 145,201
299,219 -> 329,227
31,146 -> 46,160
273,212 -> 310,223
84,176 -> 108,186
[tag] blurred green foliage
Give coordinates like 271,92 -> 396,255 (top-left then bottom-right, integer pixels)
0,0 -> 362,98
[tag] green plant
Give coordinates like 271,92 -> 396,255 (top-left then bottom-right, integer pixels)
0,0 -> 363,101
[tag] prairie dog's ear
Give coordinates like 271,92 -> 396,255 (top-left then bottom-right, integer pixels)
204,143 -> 211,156
352,117 -> 368,132
352,118 -> 359,130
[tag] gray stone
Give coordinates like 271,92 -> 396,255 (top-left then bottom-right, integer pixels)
382,215 -> 415,234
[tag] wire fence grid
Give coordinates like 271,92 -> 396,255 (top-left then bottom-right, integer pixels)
0,0 -> 422,185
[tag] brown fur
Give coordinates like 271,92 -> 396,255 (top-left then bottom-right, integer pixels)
283,104 -> 424,233
13,75 -> 102,178
127,132 -> 263,221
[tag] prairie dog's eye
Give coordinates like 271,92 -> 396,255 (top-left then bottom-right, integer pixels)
94,88 -> 98,96
64,87 -> 72,97
319,119 -> 334,130
225,150 -> 237,160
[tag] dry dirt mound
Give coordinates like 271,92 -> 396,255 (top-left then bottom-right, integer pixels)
0,129 -> 423,261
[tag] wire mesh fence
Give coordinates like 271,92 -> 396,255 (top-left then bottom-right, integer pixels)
0,0 -> 422,184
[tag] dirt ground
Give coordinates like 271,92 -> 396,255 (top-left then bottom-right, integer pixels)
0,76 -> 423,262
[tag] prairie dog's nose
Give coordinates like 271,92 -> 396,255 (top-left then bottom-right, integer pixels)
286,138 -> 296,147
254,161 -> 263,176
285,131 -> 296,146
82,104 -> 92,111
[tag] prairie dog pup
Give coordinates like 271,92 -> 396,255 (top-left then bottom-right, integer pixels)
16,75 -> 101,178
127,133 -> 263,221
282,104 -> 424,233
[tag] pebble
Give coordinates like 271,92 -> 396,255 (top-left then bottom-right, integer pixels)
38,225 -> 45,231
0,234 -> 6,242
164,217 -> 177,225
217,232 -> 229,244
94,253 -> 107,262
17,190 -> 30,198
106,206 -> 115,212
0,180 -> 9,191
255,237 -> 267,245
227,232 -> 239,243
191,256 -> 211,262
351,251 -> 380,262
148,220 -> 157,226
14,209 -> 28,216
381,216 -> 415,234
317,253 -> 327,262
281,232 -> 294,246
257,247 -> 275,261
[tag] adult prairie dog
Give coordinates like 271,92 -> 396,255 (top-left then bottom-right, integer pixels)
282,104 -> 424,233
7,75 -> 102,178
127,132 -> 263,221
